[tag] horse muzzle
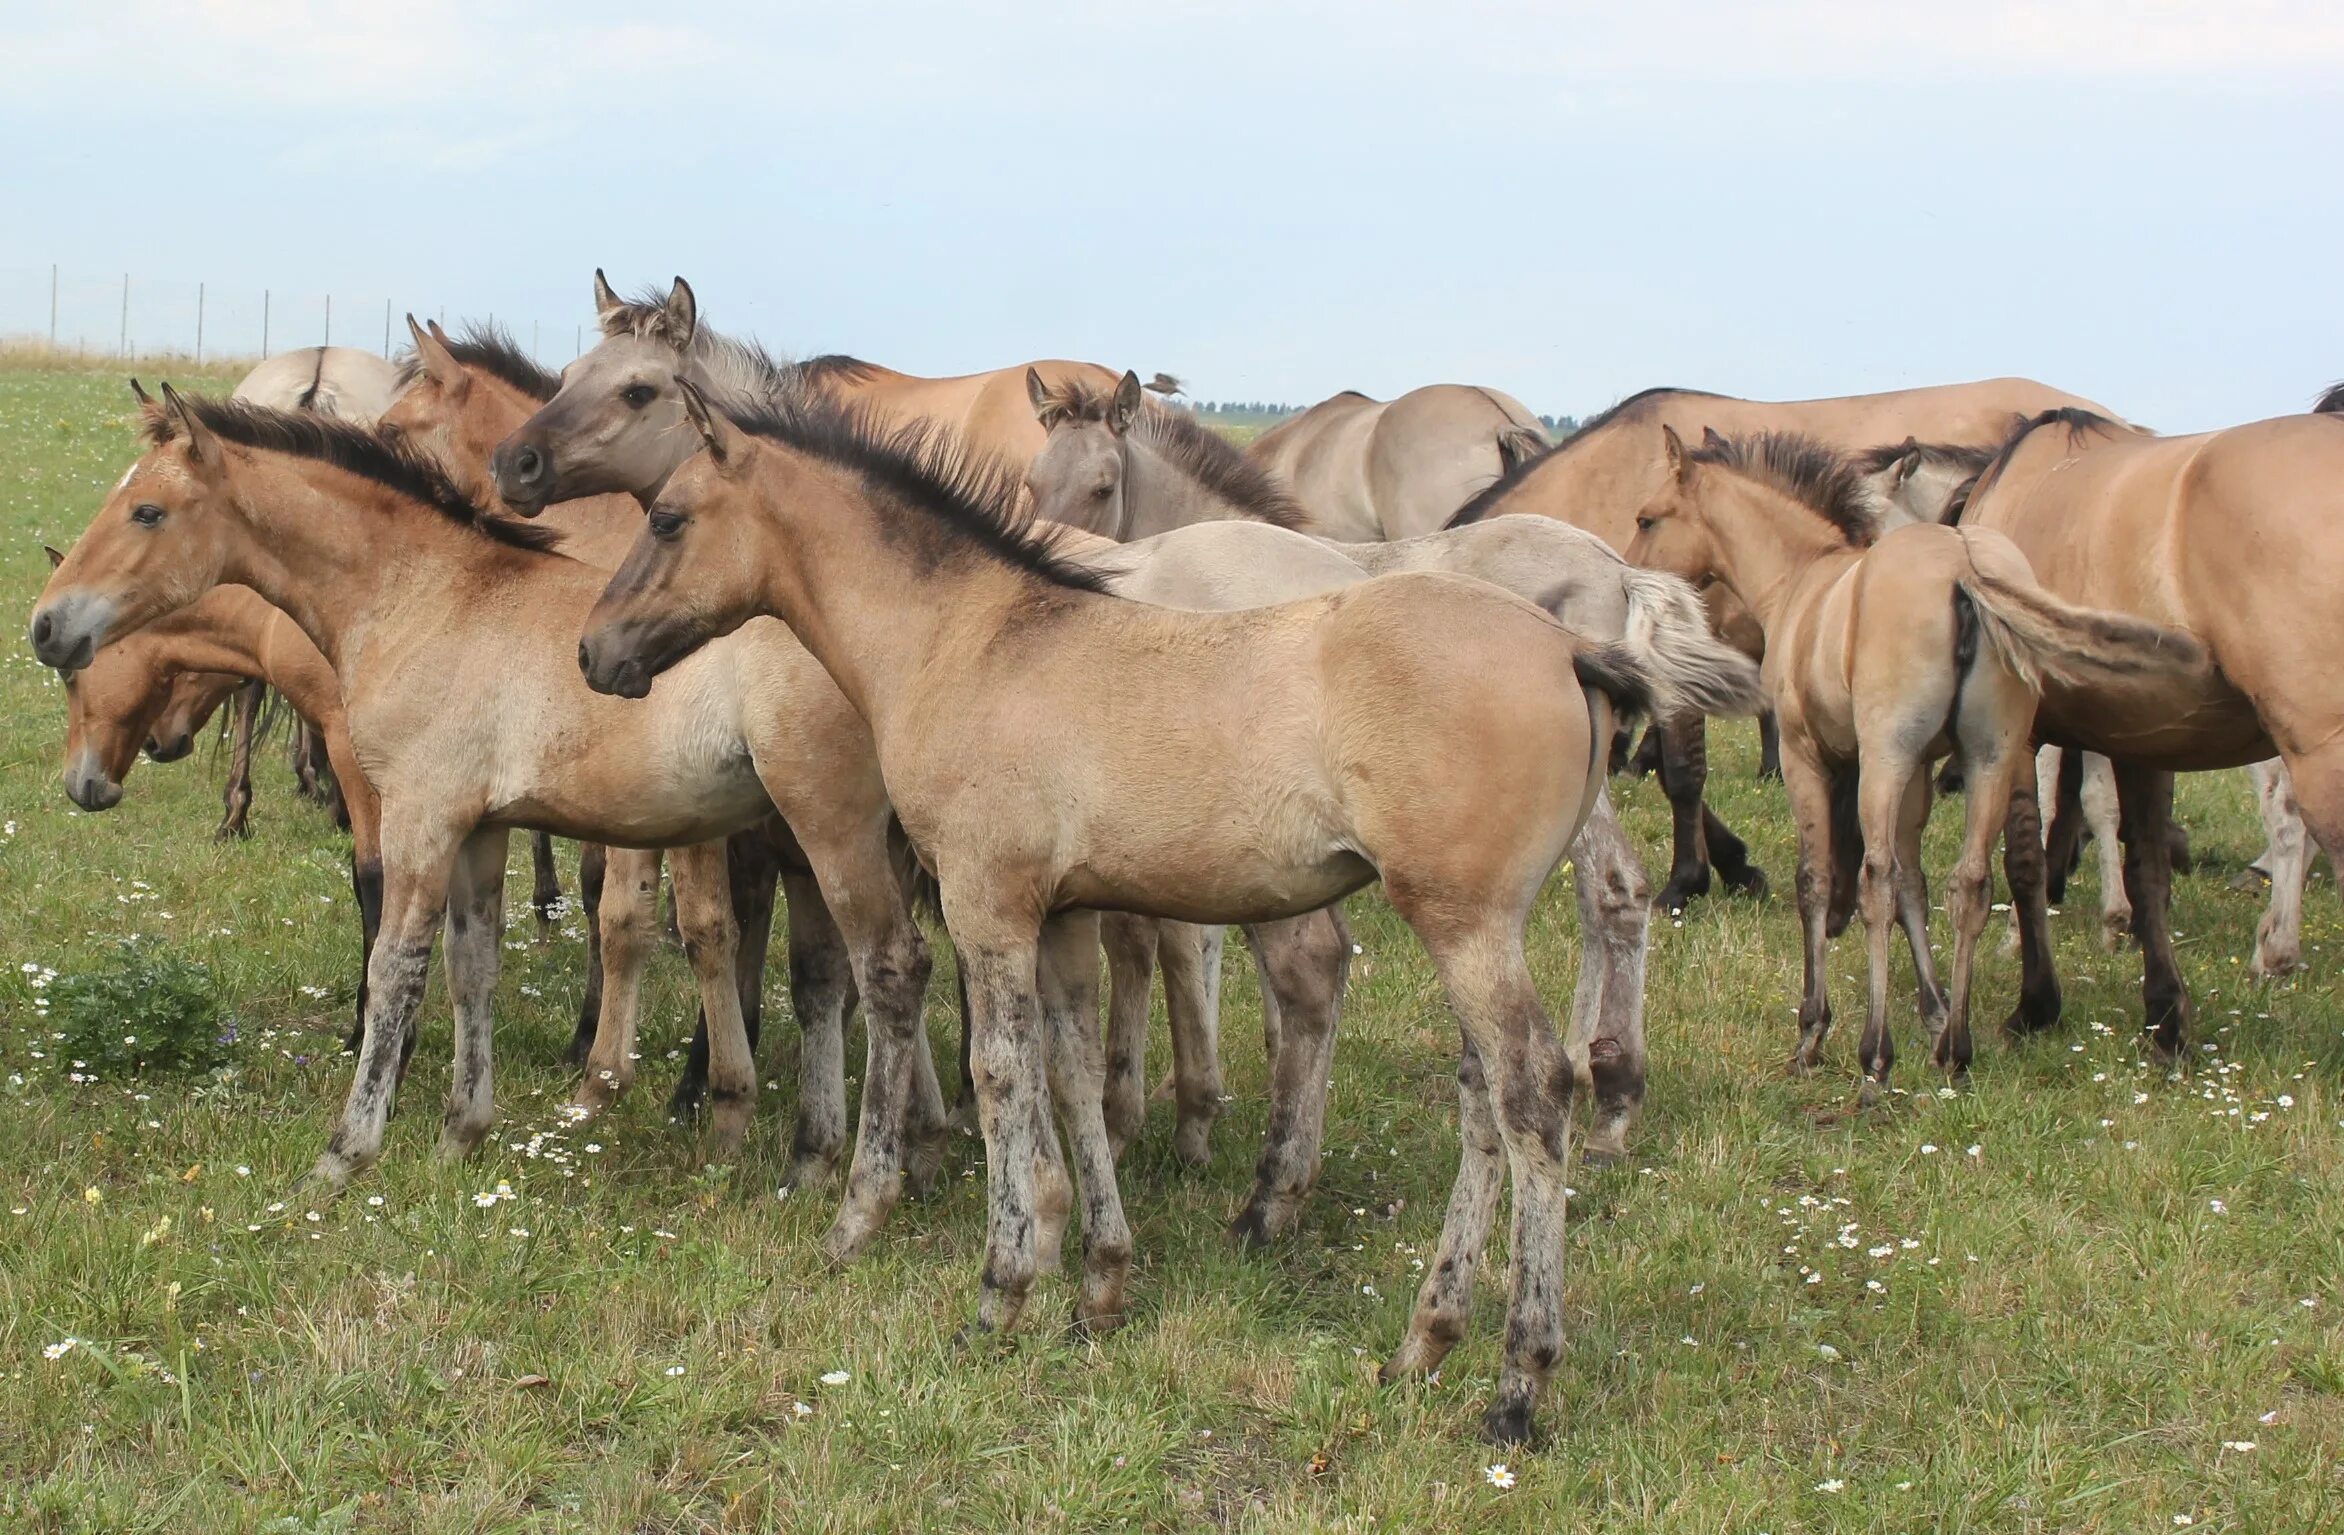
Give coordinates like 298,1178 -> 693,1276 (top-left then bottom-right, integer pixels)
145,729 -> 196,763
491,438 -> 556,516
578,634 -> 653,699
29,593 -> 113,672
64,750 -> 124,812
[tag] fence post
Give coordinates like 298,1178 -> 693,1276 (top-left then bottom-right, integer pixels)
324,294 -> 332,347
262,291 -> 270,359
49,265 -> 58,348
574,324 -> 581,359
384,299 -> 393,357
196,281 -> 205,365
119,273 -> 129,359
532,320 -> 539,359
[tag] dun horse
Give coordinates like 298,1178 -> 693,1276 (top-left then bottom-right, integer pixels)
1247,384 -> 1549,542
1624,428 -> 2203,1095
31,388 -> 946,1266
580,378 -> 1694,1446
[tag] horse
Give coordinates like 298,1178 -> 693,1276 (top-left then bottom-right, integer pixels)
1246,384 -> 1549,542
1954,403 -> 2344,1056
1444,377 -> 2131,913
579,377 -> 1701,1447
45,571 -> 384,1050
488,272 -> 1120,515
30,387 -> 947,1265
1623,427 -> 2204,1097
1025,369 -> 1763,1163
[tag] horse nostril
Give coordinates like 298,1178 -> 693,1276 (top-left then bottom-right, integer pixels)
577,639 -> 593,676
515,446 -> 543,481
32,612 -> 52,647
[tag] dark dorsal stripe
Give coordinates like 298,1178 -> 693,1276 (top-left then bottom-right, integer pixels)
1691,431 -> 1878,545
143,394 -> 564,553
719,391 -> 1111,594
1444,384 -> 1722,528
1959,405 -> 2132,514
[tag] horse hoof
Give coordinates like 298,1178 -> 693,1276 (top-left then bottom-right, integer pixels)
1481,1400 -> 1539,1448
1227,1205 -> 1277,1252
1855,1077 -> 1884,1109
1721,864 -> 1770,901
1172,1120 -> 1213,1170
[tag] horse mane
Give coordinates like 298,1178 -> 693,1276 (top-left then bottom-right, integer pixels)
1443,385 -> 1721,529
1848,436 -> 1998,477
2314,380 -> 2344,416
1691,431 -> 1881,545
1038,376 -> 1307,530
141,394 -> 565,554
796,354 -> 886,388
718,392 -> 1112,595
1954,406 -> 2132,520
398,321 -> 560,403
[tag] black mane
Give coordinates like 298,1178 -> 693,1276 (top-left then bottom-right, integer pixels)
2314,380 -> 2344,416
1956,406 -> 2132,517
1691,431 -> 1879,545
1444,385 -> 1720,528
397,321 -> 559,402
1848,436 -> 1998,477
718,392 -> 1112,594
1041,377 -> 1306,530
795,354 -> 886,388
142,393 -> 564,554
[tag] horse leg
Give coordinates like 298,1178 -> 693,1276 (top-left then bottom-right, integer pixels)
1851,750 -> 1919,1104
2080,753 -> 2131,948
1652,713 -> 1713,913
1098,912 -> 1160,1158
950,925 -> 1052,1337
1229,907 -> 1351,1247
1035,910 -> 1135,1332
1891,768 -> 1948,1040
1756,708 -> 1783,781
2112,763 -> 2188,1060
949,961 -> 979,1134
1245,925 -> 1287,1070
666,840 -> 755,1160
566,843 -> 608,1068
2250,760 -> 2309,978
528,831 -> 562,940
1382,1034 -> 1503,1384
1998,745 -> 2064,1036
572,847 -> 659,1120
805,837 -> 940,1264
1412,920 -> 1583,1448
1159,919 -> 1226,1168
436,825 -> 511,1159
1779,743 -> 1840,1074
311,815 -> 466,1185
776,867 -> 855,1194
1563,786 -> 1650,1164
215,680 -> 262,840
668,826 -> 784,1120
2277,745 -> 2344,947
2041,745 -> 2086,906
327,730 -> 384,1058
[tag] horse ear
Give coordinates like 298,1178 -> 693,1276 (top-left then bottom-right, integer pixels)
159,383 -> 222,475
664,277 -> 698,349
1892,437 -> 1921,488
593,268 -> 626,332
128,378 -> 155,407
44,544 -> 65,570
1109,370 -> 1143,435
676,377 -> 745,472
1026,367 -> 1051,420
1661,424 -> 1690,483
408,315 -> 469,398
1700,425 -> 1727,451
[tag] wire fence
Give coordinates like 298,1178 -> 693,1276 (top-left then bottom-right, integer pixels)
0,264 -> 586,371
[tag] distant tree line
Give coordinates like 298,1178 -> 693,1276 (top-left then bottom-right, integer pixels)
1190,400 -> 1581,440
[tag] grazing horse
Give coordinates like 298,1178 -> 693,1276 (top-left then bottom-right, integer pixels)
1247,384 -> 1549,542
1025,370 -> 1763,1163
580,380 -> 1683,1447
30,389 -> 945,1258
1624,428 -> 2204,1096
1445,377 -> 2130,913
489,272 -> 1118,514
46,576 -> 384,1048
1955,404 -> 2344,1057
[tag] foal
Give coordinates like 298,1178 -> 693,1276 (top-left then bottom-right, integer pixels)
1626,428 -> 2204,1096
582,382 -> 1659,1446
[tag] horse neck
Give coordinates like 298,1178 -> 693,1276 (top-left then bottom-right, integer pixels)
741,452 -> 1048,728
1693,480 -> 1851,634
1121,434 -> 1240,539
1486,421 -> 1657,548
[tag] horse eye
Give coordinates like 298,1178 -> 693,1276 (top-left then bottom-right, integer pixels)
376,422 -> 404,443
648,510 -> 686,540
1635,516 -> 1655,533
622,384 -> 657,409
1092,483 -> 1114,499
131,503 -> 166,528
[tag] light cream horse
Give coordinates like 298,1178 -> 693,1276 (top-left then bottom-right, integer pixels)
579,378 -> 1718,1446
1249,383 -> 1549,542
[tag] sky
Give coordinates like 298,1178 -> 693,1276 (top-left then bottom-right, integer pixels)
2,1 -> 2340,431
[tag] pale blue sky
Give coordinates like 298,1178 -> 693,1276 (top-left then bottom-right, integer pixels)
3,2 -> 2340,430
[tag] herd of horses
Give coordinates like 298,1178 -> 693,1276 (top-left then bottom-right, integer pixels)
27,271 -> 2343,1445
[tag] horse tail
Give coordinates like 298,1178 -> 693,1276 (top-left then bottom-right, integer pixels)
1605,567 -> 1767,721
2313,380 -> 2344,415
1495,420 -> 1549,475
1953,565 -> 2205,696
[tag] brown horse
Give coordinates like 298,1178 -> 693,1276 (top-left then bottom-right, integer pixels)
1447,377 -> 2131,913
580,379 -> 1674,1446
1248,384 -> 1549,541
1955,403 -> 2344,1056
30,389 -> 943,1261
489,273 -> 1118,514
1625,429 -> 2203,1096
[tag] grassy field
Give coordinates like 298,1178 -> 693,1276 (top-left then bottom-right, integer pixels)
2,365 -> 2340,1533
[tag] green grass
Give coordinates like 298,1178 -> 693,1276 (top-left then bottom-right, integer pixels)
3,366 -> 2340,1532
